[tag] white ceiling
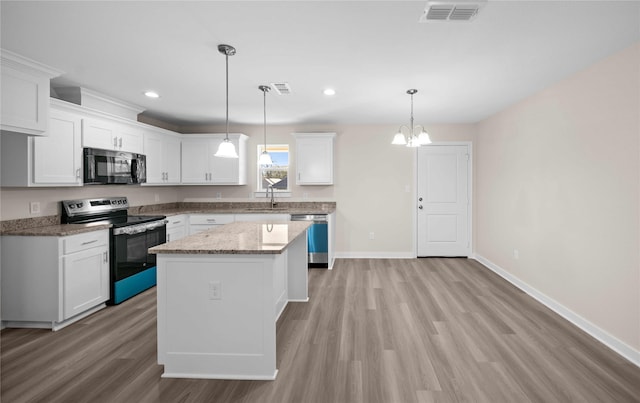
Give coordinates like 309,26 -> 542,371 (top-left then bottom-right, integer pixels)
1,1 -> 639,127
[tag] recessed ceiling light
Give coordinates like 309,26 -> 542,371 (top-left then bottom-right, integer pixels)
323,88 -> 336,96
144,91 -> 160,98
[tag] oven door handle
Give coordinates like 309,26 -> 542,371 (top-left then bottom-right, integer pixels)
112,220 -> 167,236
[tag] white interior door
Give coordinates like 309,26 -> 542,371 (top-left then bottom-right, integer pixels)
417,144 -> 471,257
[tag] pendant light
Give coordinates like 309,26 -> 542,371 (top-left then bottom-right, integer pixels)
391,89 -> 432,147
214,44 -> 239,158
258,85 -> 273,166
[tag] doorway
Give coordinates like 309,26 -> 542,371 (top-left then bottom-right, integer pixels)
416,143 -> 471,257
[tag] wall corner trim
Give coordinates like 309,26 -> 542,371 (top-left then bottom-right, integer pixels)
471,254 -> 640,368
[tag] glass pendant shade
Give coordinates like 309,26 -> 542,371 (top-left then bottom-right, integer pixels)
258,150 -> 273,165
214,138 -> 238,158
392,132 -> 407,145
418,130 -> 432,145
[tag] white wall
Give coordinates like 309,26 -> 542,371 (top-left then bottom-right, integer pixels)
475,42 -> 640,353
0,122 -> 474,258
162,122 -> 475,257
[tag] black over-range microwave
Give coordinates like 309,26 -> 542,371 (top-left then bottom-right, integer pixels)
83,147 -> 147,185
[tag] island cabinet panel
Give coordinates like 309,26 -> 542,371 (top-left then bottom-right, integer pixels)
153,221 -> 310,380
157,256 -> 278,380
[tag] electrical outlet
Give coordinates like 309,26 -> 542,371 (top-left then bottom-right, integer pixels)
209,281 -> 222,300
369,232 -> 375,240
29,202 -> 40,214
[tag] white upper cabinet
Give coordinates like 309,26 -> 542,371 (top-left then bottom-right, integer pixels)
144,129 -> 181,185
1,100 -> 83,187
294,133 -> 335,185
181,134 -> 248,185
82,117 -> 143,154
0,49 -> 63,136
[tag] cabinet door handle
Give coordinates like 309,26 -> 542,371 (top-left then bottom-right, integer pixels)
113,137 -> 118,147
118,137 -> 123,148
76,168 -> 81,179
206,219 -> 217,223
167,233 -> 171,242
81,239 -> 98,246
103,251 -> 108,263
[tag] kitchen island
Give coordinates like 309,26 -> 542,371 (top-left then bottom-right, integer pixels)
149,220 -> 311,380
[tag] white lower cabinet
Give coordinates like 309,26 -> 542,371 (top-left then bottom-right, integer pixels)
188,214 -> 234,235
234,214 -> 290,222
1,230 -> 110,330
166,215 -> 187,242
62,244 -> 110,319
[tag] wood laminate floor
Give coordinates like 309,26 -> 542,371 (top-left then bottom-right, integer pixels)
2,258 -> 639,403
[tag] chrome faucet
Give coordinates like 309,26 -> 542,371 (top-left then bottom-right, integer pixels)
267,185 -> 277,209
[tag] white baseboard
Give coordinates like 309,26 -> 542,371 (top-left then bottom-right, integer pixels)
335,252 -> 415,259
472,254 -> 640,368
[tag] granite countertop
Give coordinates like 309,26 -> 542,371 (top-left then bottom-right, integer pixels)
2,222 -> 112,236
1,201 -> 335,237
149,221 -> 312,255
135,202 -> 336,217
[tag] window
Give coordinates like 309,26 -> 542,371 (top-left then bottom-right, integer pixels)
257,144 -> 289,192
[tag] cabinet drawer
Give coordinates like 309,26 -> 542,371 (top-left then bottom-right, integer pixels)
189,214 -> 234,225
63,230 -> 109,255
166,215 -> 186,229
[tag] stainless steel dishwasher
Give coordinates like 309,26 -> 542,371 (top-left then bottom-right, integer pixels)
290,214 -> 328,268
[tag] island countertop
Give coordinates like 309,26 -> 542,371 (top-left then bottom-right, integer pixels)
149,220 -> 311,255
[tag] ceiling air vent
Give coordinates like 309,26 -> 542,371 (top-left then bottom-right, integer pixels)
270,82 -> 291,95
419,0 -> 486,23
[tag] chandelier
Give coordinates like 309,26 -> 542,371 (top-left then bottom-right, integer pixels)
391,89 -> 432,147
